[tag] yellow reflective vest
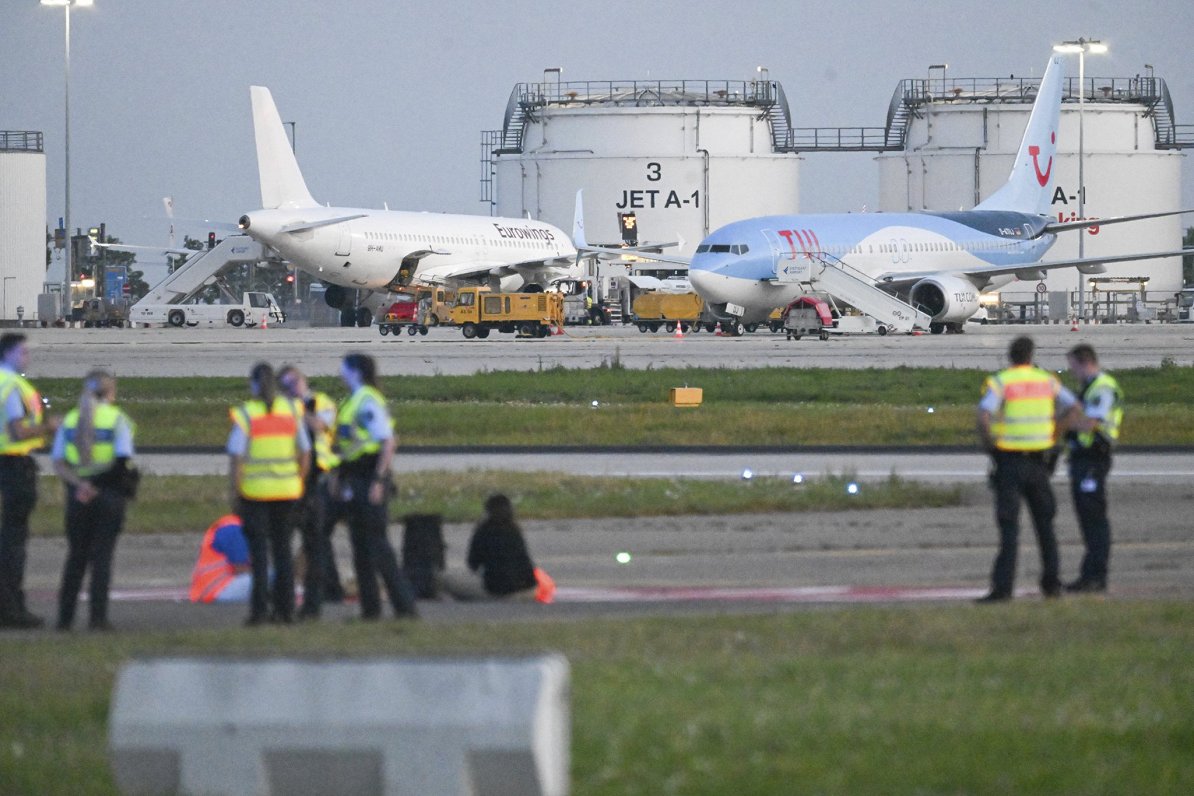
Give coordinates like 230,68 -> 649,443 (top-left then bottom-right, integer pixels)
231,397 -> 303,501
336,385 -> 387,463
308,391 -> 341,472
984,365 -> 1060,452
1076,372 -> 1123,449
62,403 -> 133,477
0,370 -> 45,456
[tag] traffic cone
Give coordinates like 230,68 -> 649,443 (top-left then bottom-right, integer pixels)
1070,317 -> 1079,332
673,323 -> 684,339
260,313 -> 268,330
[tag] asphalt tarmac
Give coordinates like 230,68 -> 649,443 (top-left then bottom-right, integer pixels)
15,319 -> 1194,377
5,320 -> 1190,631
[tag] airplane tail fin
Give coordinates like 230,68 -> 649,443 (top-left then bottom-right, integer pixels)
975,55 -> 1065,215
250,86 -> 318,210
572,189 -> 587,248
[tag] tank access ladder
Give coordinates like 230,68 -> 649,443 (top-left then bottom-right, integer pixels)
773,252 -> 933,333
131,235 -> 271,310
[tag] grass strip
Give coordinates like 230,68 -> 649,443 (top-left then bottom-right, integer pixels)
1,602 -> 1190,794
27,471 -> 963,537
29,364 -> 1194,447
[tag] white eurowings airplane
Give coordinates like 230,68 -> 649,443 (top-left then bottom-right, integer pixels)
237,86 -> 604,311
673,55 -> 1190,333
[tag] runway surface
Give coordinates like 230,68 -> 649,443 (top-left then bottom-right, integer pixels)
16,320 -> 1194,377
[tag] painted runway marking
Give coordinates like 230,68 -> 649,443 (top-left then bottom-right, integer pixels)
103,585 -> 992,605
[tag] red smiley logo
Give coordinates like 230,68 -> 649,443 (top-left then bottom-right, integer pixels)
1028,132 -> 1056,187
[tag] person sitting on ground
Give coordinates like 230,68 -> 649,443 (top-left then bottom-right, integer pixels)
442,494 -> 538,601
190,514 -> 252,604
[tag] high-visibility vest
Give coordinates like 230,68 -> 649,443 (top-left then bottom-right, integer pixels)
308,391 -> 341,472
62,403 -> 133,477
1076,372 -> 1123,449
985,365 -> 1059,452
0,370 -> 45,456
231,397 -> 303,501
336,385 -> 388,462
190,515 -> 242,603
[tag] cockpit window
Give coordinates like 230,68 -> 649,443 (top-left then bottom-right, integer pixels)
697,243 -> 749,255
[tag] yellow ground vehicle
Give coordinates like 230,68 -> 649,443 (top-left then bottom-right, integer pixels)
418,286 -> 456,326
630,292 -> 704,333
449,287 -> 564,339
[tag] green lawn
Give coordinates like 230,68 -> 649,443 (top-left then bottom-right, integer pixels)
31,365 -> 1194,447
1,602 -> 1190,794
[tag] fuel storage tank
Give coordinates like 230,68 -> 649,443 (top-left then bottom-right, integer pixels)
0,132 -> 46,321
487,73 -> 801,255
877,72 -> 1187,294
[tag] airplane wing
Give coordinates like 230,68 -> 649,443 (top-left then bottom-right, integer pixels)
89,238 -> 192,256
1041,208 -> 1194,235
594,248 -> 693,266
874,248 -> 1191,289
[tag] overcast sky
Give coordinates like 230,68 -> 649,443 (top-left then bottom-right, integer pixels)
4,0 -> 1190,271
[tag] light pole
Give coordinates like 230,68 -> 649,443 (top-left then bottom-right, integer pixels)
1054,37 -> 1107,321
41,0 -> 93,321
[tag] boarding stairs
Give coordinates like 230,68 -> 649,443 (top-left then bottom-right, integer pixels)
131,235 -> 271,310
773,252 -> 932,333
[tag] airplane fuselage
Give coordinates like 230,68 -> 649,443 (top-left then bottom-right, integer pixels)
239,206 -> 578,292
689,210 -> 1058,323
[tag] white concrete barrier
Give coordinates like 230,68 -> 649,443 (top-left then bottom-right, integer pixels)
109,655 -> 570,796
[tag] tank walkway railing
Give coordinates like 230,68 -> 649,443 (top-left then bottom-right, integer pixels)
496,79 -> 789,154
0,131 -> 43,152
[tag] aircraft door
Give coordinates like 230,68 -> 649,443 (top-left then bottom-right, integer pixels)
764,229 -> 808,284
335,227 -> 352,257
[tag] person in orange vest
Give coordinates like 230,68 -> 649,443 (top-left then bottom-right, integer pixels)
0,333 -> 60,629
976,336 -> 1079,603
190,515 -> 253,604
227,362 -> 310,625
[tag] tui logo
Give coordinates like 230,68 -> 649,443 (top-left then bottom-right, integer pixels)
1028,132 -> 1056,187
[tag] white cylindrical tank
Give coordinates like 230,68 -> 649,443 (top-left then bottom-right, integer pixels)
878,79 -> 1185,294
492,80 -> 801,255
0,133 -> 47,321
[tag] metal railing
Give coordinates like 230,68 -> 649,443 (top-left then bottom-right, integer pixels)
498,79 -> 786,154
0,131 -> 43,152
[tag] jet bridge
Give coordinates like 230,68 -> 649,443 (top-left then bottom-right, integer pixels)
131,235 -> 272,311
773,253 -> 933,333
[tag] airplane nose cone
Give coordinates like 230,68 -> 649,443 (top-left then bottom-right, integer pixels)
689,261 -> 730,304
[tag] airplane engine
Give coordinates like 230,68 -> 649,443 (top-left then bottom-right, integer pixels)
324,284 -> 347,309
909,275 -> 981,323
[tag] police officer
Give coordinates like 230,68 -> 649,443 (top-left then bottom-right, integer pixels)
1063,344 -> 1122,593
227,362 -> 310,626
976,336 -> 1078,603
0,333 -> 59,629
334,352 -> 417,620
278,365 -> 343,619
51,370 -> 135,631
